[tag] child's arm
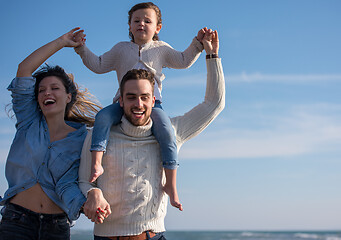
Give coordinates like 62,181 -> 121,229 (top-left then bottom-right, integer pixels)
161,28 -> 207,69
74,33 -> 121,74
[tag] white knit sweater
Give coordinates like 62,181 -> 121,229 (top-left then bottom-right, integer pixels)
74,38 -> 203,101
79,59 -> 225,236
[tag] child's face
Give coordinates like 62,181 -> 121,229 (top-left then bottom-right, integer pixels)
129,8 -> 162,46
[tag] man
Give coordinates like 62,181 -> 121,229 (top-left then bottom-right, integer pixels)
79,29 -> 225,239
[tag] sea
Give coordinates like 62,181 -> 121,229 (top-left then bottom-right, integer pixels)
70,230 -> 341,240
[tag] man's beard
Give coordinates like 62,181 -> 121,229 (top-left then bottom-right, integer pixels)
124,108 -> 151,126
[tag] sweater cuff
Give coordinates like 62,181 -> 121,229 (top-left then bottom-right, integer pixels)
192,37 -> 204,52
74,44 -> 86,54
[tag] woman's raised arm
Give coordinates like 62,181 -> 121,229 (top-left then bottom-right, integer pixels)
16,27 -> 84,77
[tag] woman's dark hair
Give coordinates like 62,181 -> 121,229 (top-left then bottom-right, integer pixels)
128,2 -> 162,42
33,65 -> 77,117
32,64 -> 101,126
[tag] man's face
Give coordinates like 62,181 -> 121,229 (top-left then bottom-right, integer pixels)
119,79 -> 155,126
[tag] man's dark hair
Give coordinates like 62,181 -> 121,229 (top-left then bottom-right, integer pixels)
120,69 -> 155,96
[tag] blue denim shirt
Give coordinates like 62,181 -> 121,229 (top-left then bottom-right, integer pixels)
0,77 -> 87,221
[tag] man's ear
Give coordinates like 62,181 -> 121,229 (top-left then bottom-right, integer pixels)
119,96 -> 123,107
152,96 -> 155,107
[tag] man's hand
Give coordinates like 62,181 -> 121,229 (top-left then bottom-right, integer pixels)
202,29 -> 219,55
83,189 -> 111,224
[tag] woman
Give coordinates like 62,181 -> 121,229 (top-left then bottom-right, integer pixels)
0,28 -> 101,240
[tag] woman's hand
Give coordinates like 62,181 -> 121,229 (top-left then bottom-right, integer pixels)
57,27 -> 85,48
83,189 -> 111,224
17,27 -> 86,77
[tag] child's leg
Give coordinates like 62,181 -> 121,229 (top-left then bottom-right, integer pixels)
90,102 -> 123,182
151,103 -> 182,210
150,104 -> 178,169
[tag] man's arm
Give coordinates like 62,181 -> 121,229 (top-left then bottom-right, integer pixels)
171,30 -> 225,147
79,130 -> 98,194
79,130 -> 111,223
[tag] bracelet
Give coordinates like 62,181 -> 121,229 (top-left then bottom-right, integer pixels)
206,53 -> 219,59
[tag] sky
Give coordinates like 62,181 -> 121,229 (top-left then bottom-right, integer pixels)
0,0 -> 341,232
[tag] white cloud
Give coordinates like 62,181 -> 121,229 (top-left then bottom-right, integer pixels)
227,72 -> 341,83
179,103 -> 341,159
159,72 -> 341,87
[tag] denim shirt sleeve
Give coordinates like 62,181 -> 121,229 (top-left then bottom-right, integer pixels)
7,77 -> 40,130
55,156 -> 86,221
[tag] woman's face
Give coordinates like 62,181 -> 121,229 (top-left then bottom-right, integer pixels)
37,76 -> 71,118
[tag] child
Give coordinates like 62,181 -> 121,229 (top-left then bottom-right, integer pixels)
74,2 -> 206,211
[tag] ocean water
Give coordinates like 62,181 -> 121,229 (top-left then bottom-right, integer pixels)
71,230 -> 341,240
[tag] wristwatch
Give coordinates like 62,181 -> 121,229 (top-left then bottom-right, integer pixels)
206,53 -> 219,59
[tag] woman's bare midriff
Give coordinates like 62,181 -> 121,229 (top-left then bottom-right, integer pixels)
10,183 -> 64,214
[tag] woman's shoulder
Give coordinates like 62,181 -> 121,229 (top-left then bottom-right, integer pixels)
65,121 -> 88,139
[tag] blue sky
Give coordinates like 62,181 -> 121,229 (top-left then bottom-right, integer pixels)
1,0 -> 341,231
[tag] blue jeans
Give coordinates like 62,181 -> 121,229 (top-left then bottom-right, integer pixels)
0,203 -> 70,240
91,101 -> 178,169
94,232 -> 166,240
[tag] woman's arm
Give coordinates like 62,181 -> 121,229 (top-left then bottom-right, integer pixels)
17,27 -> 84,77
8,28 -> 85,129
54,159 -> 87,221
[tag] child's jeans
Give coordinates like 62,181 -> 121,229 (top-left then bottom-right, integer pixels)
91,101 -> 178,169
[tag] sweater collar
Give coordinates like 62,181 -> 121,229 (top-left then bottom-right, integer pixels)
120,116 -> 153,137
130,40 -> 153,49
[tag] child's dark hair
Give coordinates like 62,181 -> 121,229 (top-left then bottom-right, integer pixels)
128,2 -> 162,42
32,64 -> 101,126
120,69 -> 155,96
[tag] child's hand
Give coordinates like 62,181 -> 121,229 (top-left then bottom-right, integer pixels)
196,27 -> 207,43
73,30 -> 86,47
